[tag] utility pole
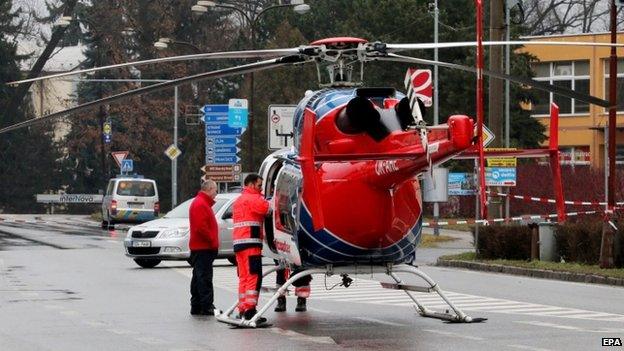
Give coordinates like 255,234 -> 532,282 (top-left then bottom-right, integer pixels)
433,0 -> 440,236
173,86 -> 179,208
600,0 -> 618,269
489,0 -> 505,218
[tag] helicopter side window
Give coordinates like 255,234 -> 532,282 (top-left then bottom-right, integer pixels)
274,168 -> 299,235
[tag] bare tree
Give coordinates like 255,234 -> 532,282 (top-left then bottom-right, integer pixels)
520,0 -> 623,35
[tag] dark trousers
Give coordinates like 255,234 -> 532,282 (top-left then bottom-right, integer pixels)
190,249 -> 218,311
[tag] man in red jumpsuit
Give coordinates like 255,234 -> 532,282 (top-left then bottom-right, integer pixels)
188,179 -> 219,316
232,174 -> 271,322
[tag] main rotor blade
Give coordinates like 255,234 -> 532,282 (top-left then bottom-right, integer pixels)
0,55 -> 308,135
386,41 -> 624,52
378,53 -> 611,108
7,48 -> 307,86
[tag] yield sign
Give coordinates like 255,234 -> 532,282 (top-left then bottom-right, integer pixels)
111,151 -> 129,168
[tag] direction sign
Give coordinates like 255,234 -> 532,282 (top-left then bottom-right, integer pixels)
164,144 -> 182,160
206,146 -> 240,155
201,164 -> 242,173
205,123 -> 243,135
206,136 -> 241,146
206,155 -> 241,164
482,125 -> 495,147
111,151 -> 129,168
204,174 -> 242,182
228,98 -> 248,128
268,105 -> 296,150
121,159 -> 133,173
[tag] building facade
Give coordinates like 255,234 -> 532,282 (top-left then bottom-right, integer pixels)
521,32 -> 624,168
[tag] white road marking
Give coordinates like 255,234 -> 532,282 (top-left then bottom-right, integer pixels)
308,307 -> 331,314
269,327 -> 336,344
516,320 -> 624,334
135,337 -> 166,345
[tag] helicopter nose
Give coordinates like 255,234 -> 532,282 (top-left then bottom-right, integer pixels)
447,115 -> 473,150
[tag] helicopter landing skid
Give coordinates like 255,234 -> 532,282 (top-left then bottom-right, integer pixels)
216,264 -> 483,328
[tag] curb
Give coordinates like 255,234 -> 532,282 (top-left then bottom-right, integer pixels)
436,258 -> 624,287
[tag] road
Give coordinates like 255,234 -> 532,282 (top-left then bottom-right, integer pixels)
0,215 -> 622,350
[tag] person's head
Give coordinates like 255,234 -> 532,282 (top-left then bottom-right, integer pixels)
244,173 -> 263,192
201,178 -> 218,199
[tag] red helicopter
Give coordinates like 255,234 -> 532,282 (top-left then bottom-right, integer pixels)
3,1 -> 620,328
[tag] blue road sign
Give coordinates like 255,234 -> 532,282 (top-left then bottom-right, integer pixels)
206,155 -> 241,164
203,114 -> 229,123
121,159 -> 133,173
205,123 -> 243,136
103,134 -> 112,144
201,104 -> 228,114
228,99 -> 248,128
206,146 -> 240,155
205,136 -> 241,146
103,120 -> 112,144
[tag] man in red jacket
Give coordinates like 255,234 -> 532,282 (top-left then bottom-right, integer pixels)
189,179 -> 219,316
232,174 -> 270,322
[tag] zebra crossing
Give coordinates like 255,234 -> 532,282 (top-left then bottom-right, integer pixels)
196,265 -> 624,323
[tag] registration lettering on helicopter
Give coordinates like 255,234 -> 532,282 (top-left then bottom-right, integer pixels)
375,160 -> 399,176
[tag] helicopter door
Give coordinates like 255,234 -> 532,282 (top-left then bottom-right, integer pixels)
261,158 -> 284,255
272,165 -> 302,266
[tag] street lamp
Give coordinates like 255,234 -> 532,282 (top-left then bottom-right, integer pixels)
191,0 -> 310,170
153,37 -> 202,54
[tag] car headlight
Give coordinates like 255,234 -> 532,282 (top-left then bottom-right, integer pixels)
159,228 -> 189,238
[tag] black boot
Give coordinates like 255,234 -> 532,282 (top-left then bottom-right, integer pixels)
244,309 -> 267,324
295,297 -> 307,312
274,296 -> 286,312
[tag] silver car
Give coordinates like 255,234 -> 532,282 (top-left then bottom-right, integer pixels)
124,193 -> 239,268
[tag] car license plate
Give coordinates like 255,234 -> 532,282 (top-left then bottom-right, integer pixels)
132,241 -> 151,247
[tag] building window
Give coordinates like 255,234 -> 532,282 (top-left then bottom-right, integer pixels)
603,58 -> 624,112
559,146 -> 590,165
532,61 -> 590,116
617,145 -> 624,165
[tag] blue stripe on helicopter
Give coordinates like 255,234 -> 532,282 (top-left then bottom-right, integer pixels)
296,202 -> 422,266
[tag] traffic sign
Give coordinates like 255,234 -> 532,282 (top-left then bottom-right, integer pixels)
201,164 -> 242,173
206,136 -> 241,146
205,123 -> 243,135
482,125 -> 495,147
203,174 -> 242,182
206,155 -> 241,164
206,146 -> 240,155
121,159 -> 133,173
228,98 -> 248,128
103,119 -> 112,144
111,151 -> 129,168
268,105 -> 296,150
165,144 -> 182,160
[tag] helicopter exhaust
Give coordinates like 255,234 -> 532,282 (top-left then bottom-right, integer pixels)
335,96 -> 391,141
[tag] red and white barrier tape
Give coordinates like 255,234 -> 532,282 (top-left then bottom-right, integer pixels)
422,210 -> 602,227
486,190 -> 624,207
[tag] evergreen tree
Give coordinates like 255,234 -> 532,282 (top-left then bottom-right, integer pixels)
0,0 -> 59,213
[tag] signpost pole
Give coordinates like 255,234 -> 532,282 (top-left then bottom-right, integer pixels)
173,86 -> 178,208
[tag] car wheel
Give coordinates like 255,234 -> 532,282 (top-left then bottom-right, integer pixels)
227,257 -> 237,266
134,259 -> 161,268
101,220 -> 108,229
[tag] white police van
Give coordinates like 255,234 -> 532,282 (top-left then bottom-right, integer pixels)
101,175 -> 159,229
